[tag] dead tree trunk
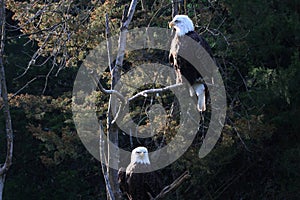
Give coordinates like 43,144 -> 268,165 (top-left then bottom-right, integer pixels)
105,1 -> 138,199
172,0 -> 184,17
172,0 -> 178,18
0,177 -> 4,200
0,0 -> 14,199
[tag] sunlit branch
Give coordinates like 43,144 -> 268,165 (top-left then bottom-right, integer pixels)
129,83 -> 183,102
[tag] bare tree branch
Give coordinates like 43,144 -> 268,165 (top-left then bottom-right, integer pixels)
95,78 -> 126,105
129,83 -> 183,101
105,1 -> 139,199
122,0 -> 138,30
110,82 -> 183,125
0,0 -> 14,198
99,120 -> 115,200
105,13 -> 113,73
8,0 -> 103,96
227,118 -> 251,152
147,2 -> 171,28
148,171 -> 191,200
172,0 -> 179,18
11,76 -> 40,98
0,0 -> 13,176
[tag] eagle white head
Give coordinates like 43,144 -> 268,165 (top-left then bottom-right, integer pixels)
130,146 -> 150,165
169,15 -> 195,36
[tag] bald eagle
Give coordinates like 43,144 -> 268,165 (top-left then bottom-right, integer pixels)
118,147 -> 162,200
169,15 -> 213,112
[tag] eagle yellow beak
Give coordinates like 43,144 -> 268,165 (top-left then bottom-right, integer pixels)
169,21 -> 175,29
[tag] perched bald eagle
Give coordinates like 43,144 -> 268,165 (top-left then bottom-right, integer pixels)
169,15 -> 213,112
118,147 -> 162,200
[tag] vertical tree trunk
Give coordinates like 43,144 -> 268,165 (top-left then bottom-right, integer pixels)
104,13 -> 117,200
107,54 -> 121,200
0,0 -> 14,199
172,0 -> 178,18
105,1 -> 138,199
0,175 -> 4,199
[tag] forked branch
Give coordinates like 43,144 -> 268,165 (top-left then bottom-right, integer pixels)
100,82 -> 183,125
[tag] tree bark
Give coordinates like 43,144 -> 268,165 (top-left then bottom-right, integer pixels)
0,175 -> 4,199
0,0 -> 14,199
106,1 -> 138,199
172,0 -> 179,17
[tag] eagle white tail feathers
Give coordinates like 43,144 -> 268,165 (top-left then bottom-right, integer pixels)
192,83 -> 206,112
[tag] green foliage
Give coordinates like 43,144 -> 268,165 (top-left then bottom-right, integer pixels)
1,94 -> 105,199
1,0 -> 299,199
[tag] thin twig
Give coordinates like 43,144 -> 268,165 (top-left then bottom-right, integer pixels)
228,118 -> 251,152
105,13 -> 113,73
149,171 -> 191,200
11,76 -> 40,98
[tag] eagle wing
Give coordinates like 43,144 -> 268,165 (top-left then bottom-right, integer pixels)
118,167 -> 127,195
186,31 -> 213,57
169,31 -> 213,85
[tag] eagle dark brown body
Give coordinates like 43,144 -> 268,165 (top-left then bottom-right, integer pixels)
169,30 -> 213,85
118,147 -> 162,200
